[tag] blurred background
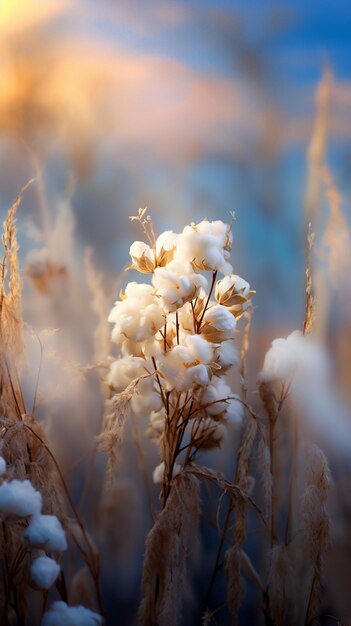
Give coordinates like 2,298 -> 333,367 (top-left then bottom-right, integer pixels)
0,0 -> 350,332
1,1 -> 351,624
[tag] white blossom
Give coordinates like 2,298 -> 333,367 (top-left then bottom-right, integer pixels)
200,377 -> 242,424
158,334 -> 213,392
152,461 -> 181,485
0,479 -> 42,517
131,377 -> 162,416
108,282 -> 164,345
201,304 -> 236,341
41,601 -> 103,626
259,330 -> 329,386
215,274 -> 254,318
152,260 -> 207,313
30,556 -> 60,590
174,219 -> 232,274
24,514 -> 67,551
129,230 -> 177,273
107,355 -> 147,392
216,339 -> 239,368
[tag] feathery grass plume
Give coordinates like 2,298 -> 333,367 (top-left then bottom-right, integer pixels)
138,473 -> 200,626
304,68 -> 332,227
300,444 -> 331,625
267,543 -> 291,625
322,166 -> 351,312
224,414 -> 257,625
303,225 -> 316,335
84,247 -> 112,365
0,181 -> 33,416
257,428 -> 273,525
304,69 -> 331,340
97,378 -> 141,479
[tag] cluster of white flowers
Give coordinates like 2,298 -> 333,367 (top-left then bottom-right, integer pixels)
0,471 -> 66,592
107,213 -> 254,478
0,467 -> 103,623
42,601 -> 103,626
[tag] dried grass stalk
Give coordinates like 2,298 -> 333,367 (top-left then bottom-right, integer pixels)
138,473 -> 200,626
300,444 -> 331,624
97,378 -> 140,479
225,414 -> 258,624
84,247 -> 112,364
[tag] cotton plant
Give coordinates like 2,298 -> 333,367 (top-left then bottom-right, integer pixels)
98,210 -> 255,625
103,209 -> 254,504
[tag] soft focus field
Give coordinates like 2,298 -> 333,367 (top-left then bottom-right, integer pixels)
0,2 -> 351,625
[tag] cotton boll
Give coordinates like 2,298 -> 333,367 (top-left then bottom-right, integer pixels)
0,456 -> 6,475
259,330 -> 329,386
129,241 -> 155,273
201,304 -> 236,342
215,274 -> 254,319
109,282 -> 165,346
24,514 -> 67,551
152,461 -> 181,485
129,231 -> 177,273
147,408 -> 166,440
201,377 -> 232,416
0,479 -> 42,517
216,340 -> 239,368
41,601 -> 103,626
30,556 -> 60,590
131,377 -> 162,416
107,355 -> 147,392
152,260 -> 207,313
174,219 -> 232,274
158,334 -> 213,392
226,395 -> 244,425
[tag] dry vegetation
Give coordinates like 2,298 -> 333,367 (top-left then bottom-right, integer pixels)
0,71 -> 350,626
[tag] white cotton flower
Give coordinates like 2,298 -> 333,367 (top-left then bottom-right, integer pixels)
0,456 -> 6,475
259,330 -> 330,385
107,355 -> 147,392
41,601 -> 103,626
108,282 -> 164,345
131,377 -> 162,416
0,479 -> 42,517
201,377 -> 232,416
129,231 -> 177,273
174,219 -> 232,274
215,274 -> 254,318
147,408 -> 166,439
24,514 -> 67,551
201,377 -> 243,424
201,304 -> 236,342
158,334 -> 213,392
152,260 -> 207,313
226,395 -> 244,425
30,556 -> 60,590
152,461 -> 181,485
216,340 -> 239,368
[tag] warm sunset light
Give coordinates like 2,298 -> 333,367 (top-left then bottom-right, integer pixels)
0,1 -> 350,625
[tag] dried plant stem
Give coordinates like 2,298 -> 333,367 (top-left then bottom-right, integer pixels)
131,414 -> 154,522
23,423 -> 105,616
197,270 -> 217,332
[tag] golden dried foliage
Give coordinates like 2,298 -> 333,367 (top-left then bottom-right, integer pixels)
97,378 -> 141,479
139,473 -> 200,626
0,181 -> 33,399
300,444 -> 331,624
